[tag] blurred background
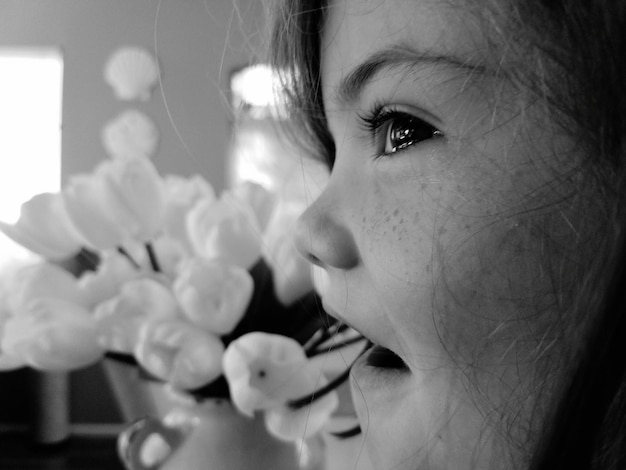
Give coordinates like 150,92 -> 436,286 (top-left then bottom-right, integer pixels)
0,0 -> 273,434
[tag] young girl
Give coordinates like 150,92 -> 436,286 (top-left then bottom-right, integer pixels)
268,0 -> 626,468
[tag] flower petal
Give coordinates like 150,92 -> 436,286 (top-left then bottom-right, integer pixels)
8,262 -> 86,311
63,174 -> 129,250
98,157 -> 165,241
173,258 -> 253,335
263,201 -> 312,305
162,174 -> 215,250
77,250 -> 141,307
222,332 -> 308,416
186,195 -> 262,270
135,319 -> 224,390
0,193 -> 84,259
94,277 -> 178,353
3,299 -> 104,371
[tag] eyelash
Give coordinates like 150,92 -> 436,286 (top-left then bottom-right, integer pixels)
357,104 -> 444,158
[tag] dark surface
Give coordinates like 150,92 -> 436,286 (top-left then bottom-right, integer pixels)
0,431 -> 125,470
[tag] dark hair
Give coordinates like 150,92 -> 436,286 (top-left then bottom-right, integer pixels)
268,0 -> 626,468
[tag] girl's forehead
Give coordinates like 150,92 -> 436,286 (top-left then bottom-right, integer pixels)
322,0 -> 489,70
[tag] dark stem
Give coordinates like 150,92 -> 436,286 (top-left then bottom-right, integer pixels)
77,248 -> 100,271
117,246 -> 141,270
307,335 -> 367,358
287,366 -> 351,410
288,340 -> 371,410
303,321 -> 348,355
145,242 -> 161,272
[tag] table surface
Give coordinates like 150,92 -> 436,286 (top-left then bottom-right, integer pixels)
0,430 -> 125,470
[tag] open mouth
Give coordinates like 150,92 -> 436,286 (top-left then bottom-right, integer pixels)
364,343 -> 409,371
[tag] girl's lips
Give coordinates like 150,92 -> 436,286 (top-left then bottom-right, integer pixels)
321,300 -> 409,372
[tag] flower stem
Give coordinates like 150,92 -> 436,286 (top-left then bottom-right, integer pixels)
288,341 -> 371,410
117,247 -> 141,270
145,242 -> 161,272
307,335 -> 367,358
303,321 -> 348,355
287,366 -> 352,410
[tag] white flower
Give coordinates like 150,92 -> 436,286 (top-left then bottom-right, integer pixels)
63,157 -> 164,249
135,318 -> 224,390
186,191 -> 262,270
162,174 -> 215,251
2,298 -> 104,371
7,262 -> 86,312
229,181 -> 277,232
173,258 -> 253,335
77,250 -> 140,307
222,332 -> 338,440
0,192 -> 84,260
94,277 -> 178,353
263,201 -> 313,305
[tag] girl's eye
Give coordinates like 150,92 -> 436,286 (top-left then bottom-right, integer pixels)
360,108 -> 444,157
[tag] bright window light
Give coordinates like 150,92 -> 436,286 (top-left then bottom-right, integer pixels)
0,48 -> 63,270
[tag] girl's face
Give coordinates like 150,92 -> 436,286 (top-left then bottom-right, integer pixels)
296,0 -> 585,468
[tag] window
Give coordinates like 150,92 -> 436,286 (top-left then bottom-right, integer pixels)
0,48 -> 63,271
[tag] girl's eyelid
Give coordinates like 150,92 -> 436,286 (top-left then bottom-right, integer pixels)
358,102 -> 445,136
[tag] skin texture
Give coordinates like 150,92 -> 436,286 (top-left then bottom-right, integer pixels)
294,0 -> 587,468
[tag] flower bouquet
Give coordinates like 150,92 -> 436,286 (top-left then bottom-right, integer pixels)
0,154 -> 364,469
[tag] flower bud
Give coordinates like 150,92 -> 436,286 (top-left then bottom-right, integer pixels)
94,277 -> 178,353
162,174 -> 215,251
173,259 -> 252,335
222,332 -> 338,440
64,157 -> 164,249
77,250 -> 141,307
8,262 -> 86,312
229,181 -> 276,232
186,193 -> 262,270
263,201 -> 313,305
0,192 -> 84,260
2,298 -> 104,371
223,333 -> 315,413
135,318 -> 224,390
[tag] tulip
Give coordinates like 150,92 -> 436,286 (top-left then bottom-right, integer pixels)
64,157 -> 164,250
162,174 -> 215,251
0,192 -> 84,260
135,318 -> 224,390
263,201 -> 313,305
2,298 -> 104,371
77,250 -> 141,307
229,181 -> 276,232
7,262 -> 86,312
222,332 -> 338,439
186,192 -> 262,270
173,258 -> 253,335
94,277 -> 178,353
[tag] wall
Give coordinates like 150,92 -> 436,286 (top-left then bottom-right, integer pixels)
0,0 -> 268,425
0,0 -> 267,189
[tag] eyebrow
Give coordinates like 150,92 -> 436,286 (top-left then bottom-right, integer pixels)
335,44 -> 488,105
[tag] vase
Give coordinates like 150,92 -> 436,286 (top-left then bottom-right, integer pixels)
103,359 -> 325,470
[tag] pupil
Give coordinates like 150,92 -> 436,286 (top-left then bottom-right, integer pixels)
388,116 -> 439,153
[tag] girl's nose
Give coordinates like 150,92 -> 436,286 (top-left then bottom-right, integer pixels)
294,189 -> 359,270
